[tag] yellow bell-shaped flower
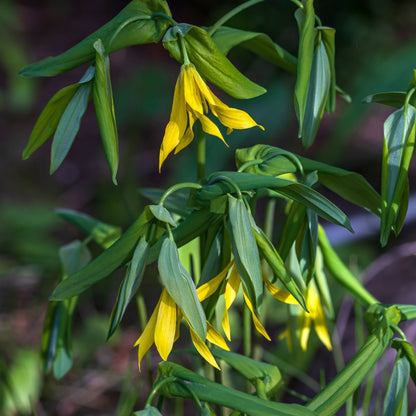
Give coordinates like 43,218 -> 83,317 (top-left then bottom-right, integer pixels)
159,64 -> 264,171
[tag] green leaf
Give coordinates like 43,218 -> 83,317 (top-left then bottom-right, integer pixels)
157,362 -> 316,416
381,105 -> 416,246
382,354 -> 410,416
198,171 -> 352,231
306,305 -> 401,416
163,24 -> 266,99
397,304 -> 416,321
56,208 -> 122,249
294,0 -> 315,131
158,238 -> 206,340
297,208 -> 318,283
22,84 -> 78,159
148,205 -> 177,227
298,36 -> 331,148
140,188 -> 191,216
42,241 -> 91,379
227,195 -> 263,309
314,246 -> 334,319
20,0 -> 172,77
235,144 -> 381,215
362,92 -> 407,109
50,208 -> 154,300
93,38 -> 119,184
210,26 -> 297,73
252,223 -> 306,310
107,237 -> 149,339
50,77 -> 93,174
391,338 -> 416,386
133,405 -> 163,416
210,349 -> 283,397
320,27 -> 336,114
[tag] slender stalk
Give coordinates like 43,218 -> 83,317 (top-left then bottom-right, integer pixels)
145,376 -> 177,407
151,12 -> 177,26
243,306 -> 252,393
158,182 -> 202,205
197,124 -> 206,181
208,0 -> 264,36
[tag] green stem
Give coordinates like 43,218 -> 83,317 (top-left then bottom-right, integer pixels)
207,175 -> 243,199
318,226 -> 379,307
208,0 -> 264,36
391,323 -> 407,341
158,182 -> 202,205
178,32 -> 190,65
151,12 -> 177,26
237,159 -> 263,173
108,16 -> 150,52
145,376 -> 177,407
197,123 -> 206,181
289,0 -> 304,9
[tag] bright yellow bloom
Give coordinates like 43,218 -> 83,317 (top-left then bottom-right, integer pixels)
134,288 -> 229,370
197,260 -> 299,341
159,64 -> 264,171
280,282 -> 332,351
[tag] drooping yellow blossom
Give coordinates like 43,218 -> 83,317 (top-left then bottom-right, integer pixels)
134,288 -> 229,370
197,260 -> 299,341
159,64 -> 264,171
280,282 -> 332,351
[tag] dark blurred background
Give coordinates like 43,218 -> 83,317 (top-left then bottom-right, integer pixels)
2,0 -> 416,414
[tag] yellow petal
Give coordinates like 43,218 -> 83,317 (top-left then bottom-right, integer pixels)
197,261 -> 233,302
242,287 -> 271,341
222,263 -> 240,340
189,326 -> 221,370
197,112 -> 228,147
183,65 -> 204,114
154,289 -> 177,361
206,321 -> 230,351
263,276 -> 299,305
159,68 -> 188,171
308,287 -> 332,351
211,95 -> 264,131
134,295 -> 162,370
189,66 -> 216,108
174,110 -> 196,154
299,312 -> 311,351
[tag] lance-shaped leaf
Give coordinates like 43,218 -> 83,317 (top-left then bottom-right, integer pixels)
391,339 -> 416,385
210,349 -> 283,397
381,105 -> 416,246
22,66 -> 95,160
227,195 -> 263,309
298,36 -> 331,148
306,305 -> 400,416
163,24 -> 265,99
297,208 -> 318,283
253,224 -> 306,310
56,208 -> 121,249
362,92 -> 407,109
148,205 -> 176,227
198,172 -> 352,232
93,39 -> 119,184
20,0 -> 172,77
157,362 -> 316,416
294,0 -> 315,131
107,237 -> 149,339
158,238 -> 206,340
50,208 -> 154,300
236,145 -> 381,215
42,241 -> 91,379
320,27 -> 336,114
210,26 -> 297,73
50,68 -> 95,173
382,354 -> 410,416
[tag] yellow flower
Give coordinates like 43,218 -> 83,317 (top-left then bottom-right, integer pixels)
134,288 -> 229,370
159,64 -> 264,171
197,260 -> 299,341
280,282 -> 332,351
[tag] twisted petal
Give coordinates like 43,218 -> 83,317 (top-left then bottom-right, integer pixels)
159,69 -> 188,171
134,295 -> 162,371
183,66 -> 204,114
308,287 -> 332,351
299,311 -> 312,351
174,110 -> 196,154
155,288 -> 177,360
197,110 -> 228,146
206,322 -> 229,351
197,261 -> 232,302
222,264 -> 240,340
263,275 -> 299,305
189,326 -> 221,370
242,286 -> 271,341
